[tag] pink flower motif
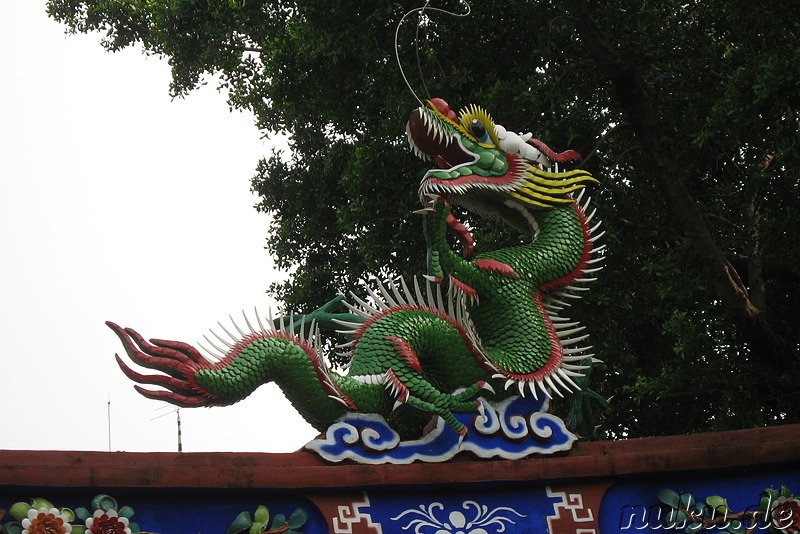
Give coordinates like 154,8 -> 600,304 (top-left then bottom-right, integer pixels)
85,510 -> 131,534
772,497 -> 800,534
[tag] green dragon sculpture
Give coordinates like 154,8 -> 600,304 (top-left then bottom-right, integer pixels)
108,98 -> 603,443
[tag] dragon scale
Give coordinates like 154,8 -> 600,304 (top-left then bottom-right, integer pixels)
110,98 -> 603,439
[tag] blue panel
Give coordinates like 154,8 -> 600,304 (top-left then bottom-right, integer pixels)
599,468 -> 800,533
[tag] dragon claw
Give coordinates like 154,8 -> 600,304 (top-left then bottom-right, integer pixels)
455,425 -> 468,446
477,380 -> 495,394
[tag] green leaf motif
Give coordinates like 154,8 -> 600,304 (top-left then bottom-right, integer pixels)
760,495 -> 773,513
679,492 -> 696,510
8,502 -> 32,522
288,508 -> 308,529
659,488 -> 681,508
254,505 -> 270,525
226,511 -> 253,534
59,508 -> 75,523
765,487 -> 781,508
30,498 -> 54,511
271,514 -> 287,529
74,507 -> 91,522
706,495 -> 729,514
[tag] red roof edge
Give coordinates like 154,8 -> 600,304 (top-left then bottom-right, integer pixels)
1,424 -> 798,489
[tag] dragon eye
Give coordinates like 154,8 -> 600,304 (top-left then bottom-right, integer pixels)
469,119 -> 489,142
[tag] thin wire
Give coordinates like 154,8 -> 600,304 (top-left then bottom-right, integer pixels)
394,0 -> 472,106
414,2 -> 430,101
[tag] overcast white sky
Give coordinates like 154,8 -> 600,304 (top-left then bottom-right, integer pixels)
0,2 -> 318,452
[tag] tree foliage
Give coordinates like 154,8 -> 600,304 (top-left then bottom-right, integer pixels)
48,0 -> 800,438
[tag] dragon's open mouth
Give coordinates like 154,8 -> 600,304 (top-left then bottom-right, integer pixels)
406,99 -> 476,171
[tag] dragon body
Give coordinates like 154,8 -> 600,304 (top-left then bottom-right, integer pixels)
110,98 -> 602,441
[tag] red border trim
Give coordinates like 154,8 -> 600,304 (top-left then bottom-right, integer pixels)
1,424 -> 797,489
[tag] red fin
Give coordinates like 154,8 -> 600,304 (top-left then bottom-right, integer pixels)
475,259 -> 518,278
450,275 -> 479,300
385,368 -> 410,403
445,212 -> 474,258
386,335 -> 423,373
302,332 -> 359,410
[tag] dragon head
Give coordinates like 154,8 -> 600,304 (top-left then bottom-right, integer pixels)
407,98 -> 597,233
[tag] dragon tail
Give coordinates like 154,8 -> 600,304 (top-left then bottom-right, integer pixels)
106,316 -> 355,432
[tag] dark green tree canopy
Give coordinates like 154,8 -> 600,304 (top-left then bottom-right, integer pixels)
48,0 -> 800,438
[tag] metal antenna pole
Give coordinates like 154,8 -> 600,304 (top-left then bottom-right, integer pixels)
107,393 -> 112,452
177,409 -> 183,452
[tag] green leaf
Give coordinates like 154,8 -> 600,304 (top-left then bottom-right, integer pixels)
254,505 -> 269,525
781,485 -> 792,498
288,508 -> 308,529
706,495 -> 729,514
759,495 -> 771,513
679,492 -> 696,510
8,502 -> 31,522
226,511 -> 253,534
75,507 -> 91,522
659,489 -> 681,508
30,498 -> 54,511
59,508 -> 75,522
271,514 -> 287,529
686,521 -> 704,534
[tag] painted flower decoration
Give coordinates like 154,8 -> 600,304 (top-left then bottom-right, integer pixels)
772,497 -> 800,533
392,501 -> 524,534
85,510 -> 131,534
435,510 -> 488,534
21,507 -> 73,534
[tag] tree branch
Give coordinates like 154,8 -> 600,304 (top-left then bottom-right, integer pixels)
581,121 -> 631,167
218,43 -> 264,54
